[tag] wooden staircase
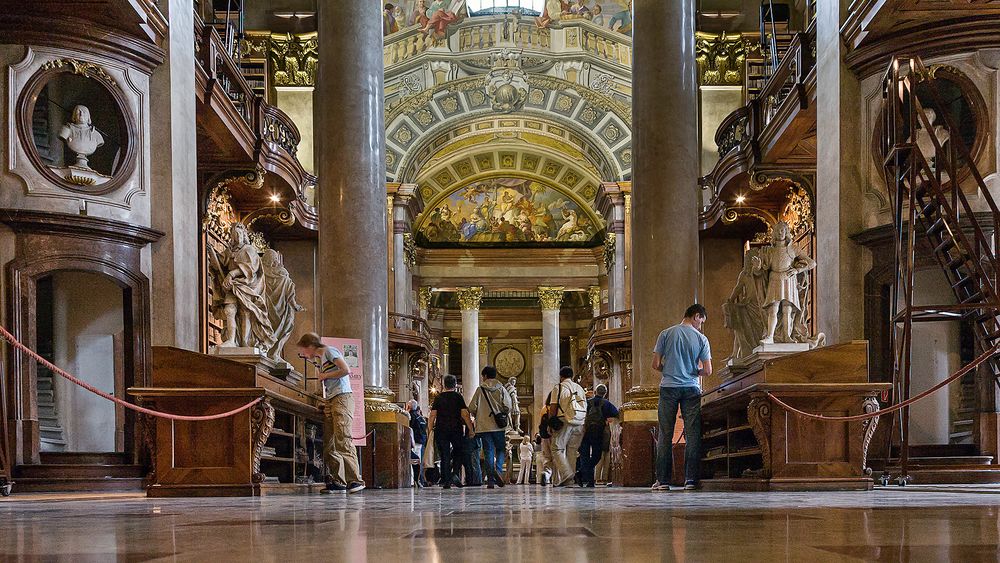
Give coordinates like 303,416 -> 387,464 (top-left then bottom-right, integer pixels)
880,55 -> 1000,484
13,453 -> 144,493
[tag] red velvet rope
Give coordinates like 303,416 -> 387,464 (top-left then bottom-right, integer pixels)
765,342 -> 1000,422
0,325 -> 262,422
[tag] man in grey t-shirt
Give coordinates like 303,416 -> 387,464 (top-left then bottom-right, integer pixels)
651,304 -> 712,491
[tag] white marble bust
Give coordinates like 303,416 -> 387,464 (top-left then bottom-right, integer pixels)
58,105 -> 104,170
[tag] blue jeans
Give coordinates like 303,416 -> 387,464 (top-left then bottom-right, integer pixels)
578,432 -> 604,486
479,430 -> 507,485
463,436 -> 483,485
655,386 -> 702,485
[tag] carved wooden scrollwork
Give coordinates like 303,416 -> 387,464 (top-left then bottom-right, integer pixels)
747,396 -> 772,479
139,411 -> 157,483
250,398 -> 275,484
860,396 -> 880,476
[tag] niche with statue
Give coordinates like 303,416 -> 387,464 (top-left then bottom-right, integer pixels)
18,62 -> 135,193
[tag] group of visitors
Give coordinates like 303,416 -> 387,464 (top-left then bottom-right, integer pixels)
297,302 -> 711,493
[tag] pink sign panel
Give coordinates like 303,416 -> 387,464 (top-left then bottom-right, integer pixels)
321,337 -> 368,447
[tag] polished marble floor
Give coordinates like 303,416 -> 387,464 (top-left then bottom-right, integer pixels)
3,485 -> 1000,562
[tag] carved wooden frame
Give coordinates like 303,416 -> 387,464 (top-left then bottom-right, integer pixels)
15,61 -> 139,196
0,210 -> 161,465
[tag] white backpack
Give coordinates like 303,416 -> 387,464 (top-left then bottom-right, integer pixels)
557,381 -> 587,426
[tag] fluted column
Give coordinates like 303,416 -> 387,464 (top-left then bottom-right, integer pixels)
316,1 -> 388,397
458,287 -> 484,402
538,287 -> 564,401
631,0 -> 699,393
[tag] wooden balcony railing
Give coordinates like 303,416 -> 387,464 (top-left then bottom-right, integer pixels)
589,310 -> 633,350
752,27 -> 815,133
199,23 -> 257,127
389,313 -> 432,351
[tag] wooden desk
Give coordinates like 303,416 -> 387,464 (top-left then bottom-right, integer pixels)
700,341 -> 891,491
129,347 -> 325,497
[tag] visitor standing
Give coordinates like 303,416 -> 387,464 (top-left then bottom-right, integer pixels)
546,366 -> 587,487
651,304 -> 712,491
428,374 -> 476,489
296,333 -> 365,494
469,366 -> 514,488
578,384 -> 619,488
406,400 -> 428,487
516,435 -> 534,484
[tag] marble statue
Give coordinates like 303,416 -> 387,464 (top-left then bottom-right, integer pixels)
261,248 -> 303,365
722,221 -> 824,362
410,380 -> 421,404
207,223 -> 275,351
756,221 -> 817,345
58,105 -> 104,170
722,248 -> 766,361
506,377 -> 521,433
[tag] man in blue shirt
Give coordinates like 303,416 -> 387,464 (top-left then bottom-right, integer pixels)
651,304 -> 712,491
578,384 -> 619,488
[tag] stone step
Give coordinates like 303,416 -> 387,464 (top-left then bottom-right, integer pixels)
15,464 -> 144,479
39,452 -> 130,465
879,467 -> 1000,485
10,477 -> 144,493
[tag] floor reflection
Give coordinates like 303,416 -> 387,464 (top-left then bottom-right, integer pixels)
1,486 -> 999,561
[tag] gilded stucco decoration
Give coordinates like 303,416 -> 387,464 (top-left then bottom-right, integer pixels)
695,32 -> 759,86
537,286 -> 565,311
457,286 -> 485,310
486,49 -> 529,113
402,232 -> 418,266
603,231 -> 616,272
270,33 -> 318,87
781,186 -> 814,238
41,59 -> 115,84
530,336 -> 544,354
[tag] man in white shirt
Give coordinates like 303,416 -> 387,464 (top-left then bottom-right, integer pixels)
546,366 -> 587,487
297,332 -> 365,494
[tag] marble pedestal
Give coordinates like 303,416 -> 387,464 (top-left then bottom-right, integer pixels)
358,410 -> 413,489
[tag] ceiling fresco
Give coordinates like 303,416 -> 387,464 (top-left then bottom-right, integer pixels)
416,177 -> 603,246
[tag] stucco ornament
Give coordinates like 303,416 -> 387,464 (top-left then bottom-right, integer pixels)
486,49 -> 529,114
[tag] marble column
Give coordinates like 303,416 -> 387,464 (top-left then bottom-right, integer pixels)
815,0 -> 864,344
569,336 -> 579,376
150,0 -> 199,351
479,336 -> 490,373
316,2 -> 390,401
441,336 -> 451,378
625,0 -> 699,487
538,287 -> 564,401
391,184 -> 418,315
458,287 -> 484,402
530,335 -> 545,480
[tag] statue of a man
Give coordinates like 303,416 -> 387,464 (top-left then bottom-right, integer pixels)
207,224 -> 275,351
58,105 -> 104,169
755,221 -> 816,345
506,376 -> 521,433
261,248 -> 303,364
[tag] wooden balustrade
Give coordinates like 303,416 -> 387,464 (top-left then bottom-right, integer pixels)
589,310 -> 633,350
750,26 -> 815,134
388,313 -> 432,351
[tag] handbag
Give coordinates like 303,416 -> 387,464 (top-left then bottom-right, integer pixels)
546,387 -> 565,432
482,385 -> 510,429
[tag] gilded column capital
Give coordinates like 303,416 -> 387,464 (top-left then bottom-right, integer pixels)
537,286 -> 565,311
418,287 -> 432,310
588,285 -> 601,311
442,336 -> 450,349
530,336 -> 544,354
457,287 -> 484,310
479,336 -> 490,355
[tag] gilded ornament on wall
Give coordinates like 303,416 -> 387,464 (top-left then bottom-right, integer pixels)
695,32 -> 759,86
270,33 -> 318,87
603,232 -> 616,272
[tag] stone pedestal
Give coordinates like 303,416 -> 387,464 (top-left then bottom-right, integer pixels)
359,409 -> 413,489
210,347 -> 292,381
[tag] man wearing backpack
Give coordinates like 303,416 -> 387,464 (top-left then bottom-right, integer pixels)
578,384 -> 619,488
469,366 -> 514,488
546,366 -> 587,487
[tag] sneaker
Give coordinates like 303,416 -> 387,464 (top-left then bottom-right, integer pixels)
651,481 -> 670,491
347,482 -> 366,494
683,481 -> 697,491
321,483 -> 348,494
443,484 -> 451,490
487,483 -> 495,489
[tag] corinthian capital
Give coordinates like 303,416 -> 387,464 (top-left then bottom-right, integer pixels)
537,286 -> 565,311
457,287 -> 484,311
